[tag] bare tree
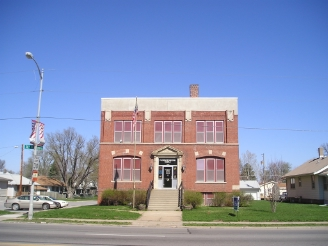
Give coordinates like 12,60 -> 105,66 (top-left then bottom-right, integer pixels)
22,157 -> 33,178
266,159 -> 291,212
0,159 -> 5,171
0,159 -> 15,174
321,143 -> 328,156
46,127 -> 99,198
239,151 -> 259,181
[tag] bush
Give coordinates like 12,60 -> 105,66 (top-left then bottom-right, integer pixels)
212,192 -> 227,207
184,191 -> 203,208
212,192 -> 254,207
100,189 -> 146,208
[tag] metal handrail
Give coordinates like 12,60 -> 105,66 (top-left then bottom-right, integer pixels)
178,181 -> 184,210
145,180 -> 153,208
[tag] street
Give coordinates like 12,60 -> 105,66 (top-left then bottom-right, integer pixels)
0,222 -> 327,246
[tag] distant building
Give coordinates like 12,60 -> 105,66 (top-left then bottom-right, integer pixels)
240,180 -> 261,200
98,85 -> 240,206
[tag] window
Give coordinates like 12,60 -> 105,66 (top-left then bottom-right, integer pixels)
311,175 -> 315,189
290,178 -> 295,189
154,121 -> 182,143
113,157 -> 141,181
324,177 -> 328,191
196,158 -> 225,182
196,121 -> 224,143
203,193 -> 214,206
298,177 -> 302,187
114,121 -> 141,143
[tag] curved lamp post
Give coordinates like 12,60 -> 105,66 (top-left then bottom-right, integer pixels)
25,52 -> 44,220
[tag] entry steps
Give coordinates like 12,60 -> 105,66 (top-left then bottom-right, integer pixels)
147,189 -> 180,211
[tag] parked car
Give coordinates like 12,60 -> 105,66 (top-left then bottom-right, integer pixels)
4,195 -> 57,211
279,192 -> 287,202
37,195 -> 69,208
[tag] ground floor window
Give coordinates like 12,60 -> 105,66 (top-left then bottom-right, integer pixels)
113,157 -> 141,181
196,157 -> 225,182
203,193 -> 214,206
324,176 -> 328,191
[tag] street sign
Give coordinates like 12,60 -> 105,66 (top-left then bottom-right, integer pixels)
24,145 -> 43,150
32,156 -> 40,171
32,170 -> 38,182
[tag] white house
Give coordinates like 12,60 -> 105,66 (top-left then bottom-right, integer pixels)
239,180 -> 261,200
0,172 -> 34,197
260,181 -> 286,200
284,147 -> 328,204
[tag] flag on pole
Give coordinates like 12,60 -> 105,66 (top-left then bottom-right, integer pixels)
132,97 -> 138,127
29,120 -> 45,146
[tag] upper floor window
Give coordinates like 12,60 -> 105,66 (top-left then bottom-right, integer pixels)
154,121 -> 182,143
196,121 -> 224,143
290,178 -> 295,189
113,157 -> 141,181
196,157 -> 225,182
114,121 -> 141,143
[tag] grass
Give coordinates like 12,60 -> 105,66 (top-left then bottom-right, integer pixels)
31,205 -> 141,220
0,210 -> 12,216
183,200 -> 328,222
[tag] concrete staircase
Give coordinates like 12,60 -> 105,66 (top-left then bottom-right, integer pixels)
147,189 -> 180,211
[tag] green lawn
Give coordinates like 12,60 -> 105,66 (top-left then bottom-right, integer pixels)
183,200 -> 328,222
32,205 -> 141,220
0,210 -> 12,216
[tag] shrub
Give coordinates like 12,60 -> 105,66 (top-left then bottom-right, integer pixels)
211,192 -> 254,207
184,191 -> 203,208
212,192 -> 227,207
100,189 -> 146,207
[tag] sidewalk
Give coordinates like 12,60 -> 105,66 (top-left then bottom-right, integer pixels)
131,211 -> 183,227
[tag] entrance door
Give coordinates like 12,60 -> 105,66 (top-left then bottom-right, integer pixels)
163,166 -> 172,188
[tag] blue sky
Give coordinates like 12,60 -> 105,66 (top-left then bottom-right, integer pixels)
1,0 -> 328,173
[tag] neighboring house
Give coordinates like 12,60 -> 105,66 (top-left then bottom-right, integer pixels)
0,172 -> 32,197
284,147 -> 328,204
0,173 -> 13,197
240,180 -> 261,200
75,181 -> 97,196
36,176 -> 66,194
98,84 -> 240,205
260,181 -> 286,200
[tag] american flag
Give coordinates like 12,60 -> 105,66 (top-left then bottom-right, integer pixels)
132,97 -> 138,127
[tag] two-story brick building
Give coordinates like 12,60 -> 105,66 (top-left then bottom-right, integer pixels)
98,85 -> 239,205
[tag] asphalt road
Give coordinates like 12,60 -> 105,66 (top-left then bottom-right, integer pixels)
0,223 -> 327,246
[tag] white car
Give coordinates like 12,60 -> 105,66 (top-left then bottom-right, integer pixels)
38,195 -> 69,208
4,195 -> 57,210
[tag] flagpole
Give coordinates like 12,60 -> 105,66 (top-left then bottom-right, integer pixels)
133,97 -> 137,209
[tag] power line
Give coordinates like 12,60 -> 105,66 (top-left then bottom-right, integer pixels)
1,116 -> 328,132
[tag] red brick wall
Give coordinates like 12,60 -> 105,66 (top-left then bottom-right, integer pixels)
98,109 -> 239,203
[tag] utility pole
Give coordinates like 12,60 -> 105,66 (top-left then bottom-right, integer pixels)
262,153 -> 265,199
19,144 -> 23,196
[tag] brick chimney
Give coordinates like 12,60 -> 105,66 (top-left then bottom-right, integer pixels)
190,84 -> 199,97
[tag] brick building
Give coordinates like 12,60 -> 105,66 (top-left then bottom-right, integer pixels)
98,85 -> 239,205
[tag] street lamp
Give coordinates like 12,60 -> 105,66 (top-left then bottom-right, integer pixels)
25,52 -> 44,220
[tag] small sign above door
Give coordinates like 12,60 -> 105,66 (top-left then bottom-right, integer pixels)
159,158 -> 177,165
